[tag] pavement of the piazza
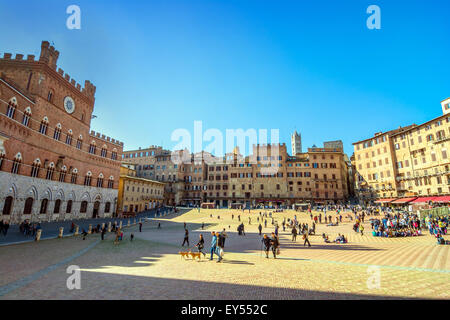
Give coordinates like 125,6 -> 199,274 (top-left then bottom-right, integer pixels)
0,209 -> 449,300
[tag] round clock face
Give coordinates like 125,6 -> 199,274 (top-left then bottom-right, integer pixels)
64,96 -> 76,114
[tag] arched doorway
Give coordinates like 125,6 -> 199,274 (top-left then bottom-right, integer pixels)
93,201 -> 100,218
53,199 -> 61,214
23,198 -> 33,214
2,196 -> 13,215
66,200 -> 73,214
40,199 -> 48,214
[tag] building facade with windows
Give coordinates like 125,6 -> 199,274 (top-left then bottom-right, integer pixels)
122,146 -> 185,205
352,98 -> 450,202
123,142 -> 350,208
117,164 -> 165,214
0,41 -> 123,223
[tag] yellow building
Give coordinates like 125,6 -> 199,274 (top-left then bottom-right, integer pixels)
117,163 -> 165,215
353,98 -> 450,202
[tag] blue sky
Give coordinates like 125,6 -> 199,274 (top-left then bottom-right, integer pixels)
1,0 -> 449,156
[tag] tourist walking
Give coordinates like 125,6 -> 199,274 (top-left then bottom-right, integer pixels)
139,222 -> 142,232
220,229 -> 228,248
292,226 -> 298,242
195,234 -> 206,257
271,232 -> 279,258
262,234 -> 272,259
181,228 -> 189,247
258,224 -> 262,236
303,231 -> 311,247
217,232 -> 225,262
210,231 -> 218,260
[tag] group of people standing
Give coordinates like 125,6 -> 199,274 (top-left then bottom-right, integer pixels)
18,220 -> 41,238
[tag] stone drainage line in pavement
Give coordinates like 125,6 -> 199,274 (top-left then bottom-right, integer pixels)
0,239 -> 101,298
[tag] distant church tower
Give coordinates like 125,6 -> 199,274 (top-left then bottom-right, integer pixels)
291,131 -> 302,155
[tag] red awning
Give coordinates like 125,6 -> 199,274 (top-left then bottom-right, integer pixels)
375,198 -> 396,203
433,196 -> 450,203
391,197 -> 418,204
411,197 -> 438,204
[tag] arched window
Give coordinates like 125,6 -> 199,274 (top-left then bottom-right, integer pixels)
53,123 -> 62,141
97,173 -> 104,188
45,162 -> 55,180
100,146 -> 107,158
107,176 -> 114,188
111,148 -> 118,160
71,168 -> 78,184
11,153 -> 22,174
84,171 -> 92,186
66,130 -> 73,145
59,165 -> 67,182
104,202 -> 111,213
23,197 -> 34,214
39,199 -> 49,214
6,98 -> 17,119
2,196 -> 13,215
39,117 -> 49,135
80,201 -> 88,213
76,135 -> 83,150
30,159 -> 41,178
53,199 -> 61,214
22,107 -> 31,127
89,141 -> 96,154
66,200 -> 73,213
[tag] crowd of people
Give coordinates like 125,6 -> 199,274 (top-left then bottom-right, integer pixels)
17,220 -> 41,238
425,215 -> 449,245
370,212 -> 423,238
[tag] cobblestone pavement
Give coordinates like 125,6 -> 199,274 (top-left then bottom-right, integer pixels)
1,209 -> 449,300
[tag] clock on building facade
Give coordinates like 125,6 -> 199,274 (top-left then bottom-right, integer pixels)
63,96 -> 75,114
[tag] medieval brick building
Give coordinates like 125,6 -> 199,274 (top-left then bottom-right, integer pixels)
0,41 -> 123,223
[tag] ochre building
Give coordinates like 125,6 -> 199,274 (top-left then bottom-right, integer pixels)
117,164 -> 165,214
123,143 -> 351,207
353,98 -> 450,202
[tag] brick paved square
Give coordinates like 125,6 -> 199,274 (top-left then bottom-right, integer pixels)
1,209 -> 449,300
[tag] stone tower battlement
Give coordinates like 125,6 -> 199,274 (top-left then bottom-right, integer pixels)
0,41 -> 96,100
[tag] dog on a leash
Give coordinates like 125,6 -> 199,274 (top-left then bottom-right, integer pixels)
179,250 -> 190,259
189,251 -> 202,260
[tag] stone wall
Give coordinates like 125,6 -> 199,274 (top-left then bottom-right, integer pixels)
0,171 -> 118,224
